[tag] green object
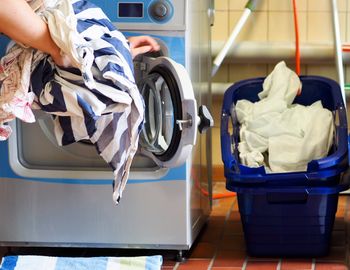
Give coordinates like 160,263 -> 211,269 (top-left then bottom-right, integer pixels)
245,0 -> 259,11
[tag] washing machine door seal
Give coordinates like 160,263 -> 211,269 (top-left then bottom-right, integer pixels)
137,56 -> 199,168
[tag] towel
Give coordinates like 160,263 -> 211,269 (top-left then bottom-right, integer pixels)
0,255 -> 163,270
0,0 -> 145,204
236,61 -> 334,172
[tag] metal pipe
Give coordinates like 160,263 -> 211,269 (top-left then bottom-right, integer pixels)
211,41 -> 350,64
212,83 -> 232,95
211,0 -> 260,77
211,8 -> 251,77
212,82 -> 350,96
331,0 -> 346,106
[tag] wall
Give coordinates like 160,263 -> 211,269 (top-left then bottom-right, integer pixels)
210,0 -> 350,178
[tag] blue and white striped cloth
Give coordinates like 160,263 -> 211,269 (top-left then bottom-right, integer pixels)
28,0 -> 144,204
0,255 -> 163,270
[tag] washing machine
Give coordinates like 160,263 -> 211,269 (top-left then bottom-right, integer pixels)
0,0 -> 214,255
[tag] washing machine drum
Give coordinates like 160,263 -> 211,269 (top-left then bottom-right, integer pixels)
137,56 -> 210,168
30,57 -> 210,170
138,66 -> 181,160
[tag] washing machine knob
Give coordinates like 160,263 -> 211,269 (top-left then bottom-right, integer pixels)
154,3 -> 167,17
149,0 -> 172,22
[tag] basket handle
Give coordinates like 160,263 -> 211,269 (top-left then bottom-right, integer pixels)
267,190 -> 308,204
221,87 -> 236,170
221,112 -> 236,169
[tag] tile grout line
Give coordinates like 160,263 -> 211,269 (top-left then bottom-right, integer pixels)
208,196 -> 238,270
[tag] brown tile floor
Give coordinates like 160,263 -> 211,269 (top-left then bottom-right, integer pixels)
0,182 -> 349,270
161,182 -> 350,270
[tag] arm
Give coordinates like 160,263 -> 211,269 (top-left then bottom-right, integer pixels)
0,0 -> 70,66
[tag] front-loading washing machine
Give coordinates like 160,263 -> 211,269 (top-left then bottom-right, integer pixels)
0,0 -> 214,255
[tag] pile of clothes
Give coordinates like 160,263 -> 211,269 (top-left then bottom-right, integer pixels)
0,0 -> 144,204
236,61 -> 334,173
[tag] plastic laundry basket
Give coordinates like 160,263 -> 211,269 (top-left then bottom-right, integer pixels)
231,179 -> 349,257
220,76 -> 350,257
221,76 -> 348,188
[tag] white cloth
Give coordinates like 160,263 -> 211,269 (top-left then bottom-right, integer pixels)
235,61 -> 334,173
43,0 -> 95,89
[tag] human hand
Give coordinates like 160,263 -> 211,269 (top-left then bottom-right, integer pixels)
128,35 -> 160,59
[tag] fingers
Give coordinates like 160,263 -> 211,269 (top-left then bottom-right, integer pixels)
131,45 -> 153,58
139,36 -> 160,51
129,36 -> 160,50
128,35 -> 160,58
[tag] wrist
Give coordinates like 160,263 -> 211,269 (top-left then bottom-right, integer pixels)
48,45 -> 61,59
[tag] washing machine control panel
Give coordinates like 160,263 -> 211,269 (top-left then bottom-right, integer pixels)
89,0 -> 185,30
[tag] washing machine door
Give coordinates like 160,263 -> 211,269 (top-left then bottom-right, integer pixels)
137,56 -> 202,168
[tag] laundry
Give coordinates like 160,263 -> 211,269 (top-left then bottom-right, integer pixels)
235,61 -> 334,173
0,0 -> 144,204
0,47 -> 36,140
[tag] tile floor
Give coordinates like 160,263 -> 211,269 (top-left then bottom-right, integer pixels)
161,183 -> 350,270
0,182 -> 349,270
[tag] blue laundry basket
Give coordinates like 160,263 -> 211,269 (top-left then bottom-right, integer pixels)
232,178 -> 349,257
220,76 -> 350,257
221,76 -> 348,188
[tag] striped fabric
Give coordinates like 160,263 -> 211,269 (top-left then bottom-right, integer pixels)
0,255 -> 163,270
29,0 -> 144,204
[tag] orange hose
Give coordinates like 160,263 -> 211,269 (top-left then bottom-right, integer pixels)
213,192 -> 236,199
193,170 -> 236,200
342,46 -> 350,52
292,0 -> 300,76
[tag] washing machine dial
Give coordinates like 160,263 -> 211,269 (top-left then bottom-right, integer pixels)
149,0 -> 172,22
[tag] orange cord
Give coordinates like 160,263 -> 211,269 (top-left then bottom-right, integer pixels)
292,0 -> 300,76
198,184 -> 236,199
342,46 -> 350,52
193,170 -> 236,200
213,192 -> 236,199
